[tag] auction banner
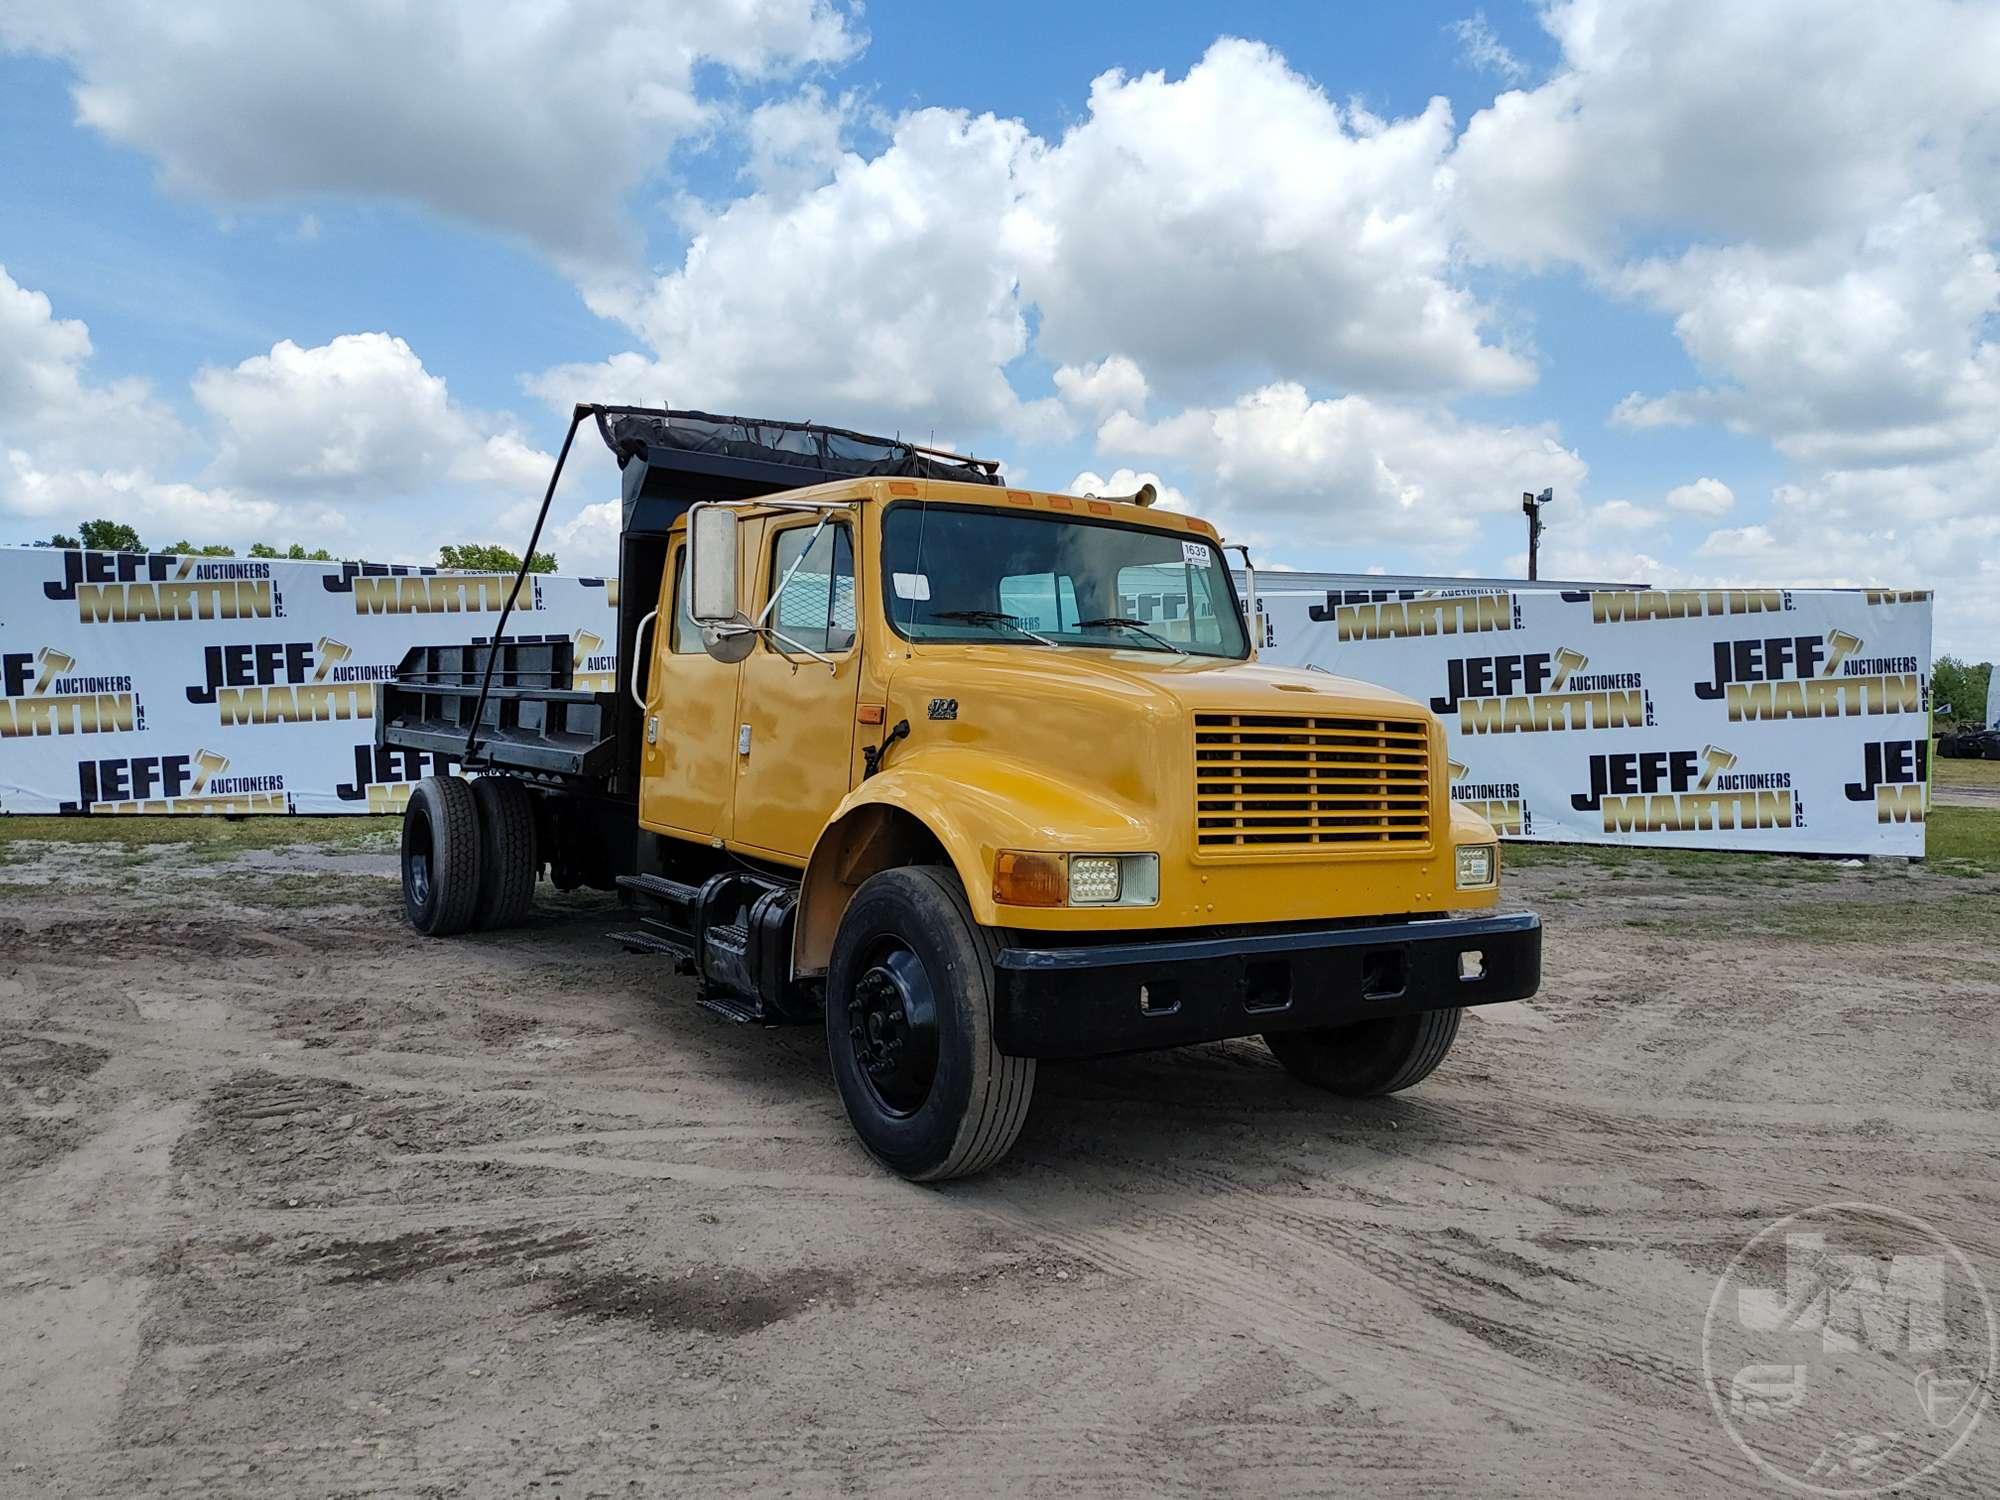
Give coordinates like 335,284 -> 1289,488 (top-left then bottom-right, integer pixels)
1257,584 -> 1933,856
0,546 -> 618,816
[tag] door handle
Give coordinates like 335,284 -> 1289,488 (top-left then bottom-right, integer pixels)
629,609 -> 658,710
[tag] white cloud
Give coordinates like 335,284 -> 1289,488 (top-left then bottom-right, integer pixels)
546,40 -> 1530,443
1066,468 -> 1189,514
0,0 -> 862,268
1053,356 -> 1149,420
1096,382 -> 1586,559
1611,201 -> 2000,466
1014,40 -> 1530,398
1590,500 -> 1661,531
570,106 -> 1039,433
1456,1 -> 2000,477
1662,477 -> 1734,517
0,263 -> 184,469
1449,13 -> 1527,83
194,333 -> 551,508
1454,0 -> 2000,271
548,499 -> 623,576
0,444 -> 336,543
743,86 -> 856,199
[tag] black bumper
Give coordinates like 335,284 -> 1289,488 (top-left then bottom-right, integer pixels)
992,912 -> 1541,1060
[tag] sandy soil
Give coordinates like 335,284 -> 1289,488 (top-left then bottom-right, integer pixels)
1,835 -> 1996,1497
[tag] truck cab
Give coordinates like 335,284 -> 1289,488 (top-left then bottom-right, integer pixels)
381,408 -> 1540,1181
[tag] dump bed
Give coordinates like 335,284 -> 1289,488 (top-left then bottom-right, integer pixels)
377,639 -> 616,781
377,406 -> 1001,791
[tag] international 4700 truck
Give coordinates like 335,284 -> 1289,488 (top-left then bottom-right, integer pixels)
380,407 -> 1541,1180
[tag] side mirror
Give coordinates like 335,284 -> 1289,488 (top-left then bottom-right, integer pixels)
687,504 -> 739,622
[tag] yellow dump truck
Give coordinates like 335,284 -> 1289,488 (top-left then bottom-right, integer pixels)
381,407 -> 1540,1180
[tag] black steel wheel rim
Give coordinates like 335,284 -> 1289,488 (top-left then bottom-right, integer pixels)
846,940 -> 939,1117
404,805 -> 433,909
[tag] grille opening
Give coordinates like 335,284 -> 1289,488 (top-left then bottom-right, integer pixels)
1458,949 -> 1486,982
1242,959 -> 1292,1014
1138,980 -> 1182,1017
1194,711 -> 1434,852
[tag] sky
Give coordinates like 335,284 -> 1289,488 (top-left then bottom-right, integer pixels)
0,0 -> 1995,657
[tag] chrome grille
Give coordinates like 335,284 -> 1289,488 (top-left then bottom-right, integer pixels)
1194,712 -> 1433,852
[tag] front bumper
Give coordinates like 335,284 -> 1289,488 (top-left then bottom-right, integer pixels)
992,912 -> 1541,1059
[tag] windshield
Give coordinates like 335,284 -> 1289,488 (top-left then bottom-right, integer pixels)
880,503 -> 1248,658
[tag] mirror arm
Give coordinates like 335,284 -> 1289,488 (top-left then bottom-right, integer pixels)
706,619 -> 839,673
762,625 -> 839,672
754,513 -> 830,629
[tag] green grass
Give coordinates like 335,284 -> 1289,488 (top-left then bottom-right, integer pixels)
0,814 -> 399,858
1502,841 -> 1839,884
1926,805 -> 2000,876
1624,890 -> 1997,946
1504,805 -> 2000,879
1937,757 -> 2000,788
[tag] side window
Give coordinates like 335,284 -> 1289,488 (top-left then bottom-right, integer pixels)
998,572 -> 1078,633
768,523 -> 855,653
1116,562 -> 1226,648
668,543 -> 704,653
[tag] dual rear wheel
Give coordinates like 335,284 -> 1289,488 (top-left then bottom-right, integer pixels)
400,774 -> 538,936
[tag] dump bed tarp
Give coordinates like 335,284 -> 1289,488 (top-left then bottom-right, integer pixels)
601,408 -> 1000,484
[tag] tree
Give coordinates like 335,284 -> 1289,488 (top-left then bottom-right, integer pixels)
440,543 -> 557,574
169,540 -> 237,556
77,519 -> 143,552
1933,655 -> 1993,724
45,532 -> 79,549
248,542 -> 336,560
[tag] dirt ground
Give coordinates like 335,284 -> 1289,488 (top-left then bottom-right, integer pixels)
2,823 -> 1997,1498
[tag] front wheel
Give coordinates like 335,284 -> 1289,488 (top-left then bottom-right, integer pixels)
825,866 -> 1035,1182
1264,1008 -> 1462,1096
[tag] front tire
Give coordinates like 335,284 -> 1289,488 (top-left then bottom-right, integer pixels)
1264,1008 -> 1462,1096
825,866 -> 1035,1182
401,775 -> 482,937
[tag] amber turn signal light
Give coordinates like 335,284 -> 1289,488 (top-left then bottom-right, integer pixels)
992,850 -> 1065,907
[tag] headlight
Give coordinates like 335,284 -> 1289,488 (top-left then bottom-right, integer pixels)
1068,855 -> 1122,904
1455,843 -> 1497,889
995,852 -> 1160,907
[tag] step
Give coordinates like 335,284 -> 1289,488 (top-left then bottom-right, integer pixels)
607,929 -> 695,972
615,872 -> 703,908
698,991 -> 766,1026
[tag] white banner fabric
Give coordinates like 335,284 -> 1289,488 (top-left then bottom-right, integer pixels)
1255,583 -> 1933,856
0,546 -> 618,816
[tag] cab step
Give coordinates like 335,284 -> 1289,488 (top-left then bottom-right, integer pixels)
616,872 -> 702,910
697,991 -> 766,1025
608,927 -> 695,972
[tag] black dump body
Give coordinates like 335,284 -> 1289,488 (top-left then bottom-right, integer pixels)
377,406 -> 1001,795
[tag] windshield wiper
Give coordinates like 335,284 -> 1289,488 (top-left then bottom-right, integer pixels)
932,609 -> 1056,647
1074,617 -> 1187,655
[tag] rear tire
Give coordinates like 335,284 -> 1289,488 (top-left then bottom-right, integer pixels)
471,775 -> 537,930
401,776 -> 482,937
1264,1008 -> 1462,1096
825,866 -> 1035,1182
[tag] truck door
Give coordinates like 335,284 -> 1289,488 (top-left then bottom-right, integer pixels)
638,536 -> 744,844
730,514 -> 861,862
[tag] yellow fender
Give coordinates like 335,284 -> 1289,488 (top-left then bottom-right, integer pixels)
794,747 -> 1155,974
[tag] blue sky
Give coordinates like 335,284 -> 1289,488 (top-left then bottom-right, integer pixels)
1,1 -> 1993,654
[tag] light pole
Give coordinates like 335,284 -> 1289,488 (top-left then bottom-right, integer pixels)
1522,488 -> 1553,581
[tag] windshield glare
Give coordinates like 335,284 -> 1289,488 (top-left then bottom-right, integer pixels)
880,503 -> 1247,658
